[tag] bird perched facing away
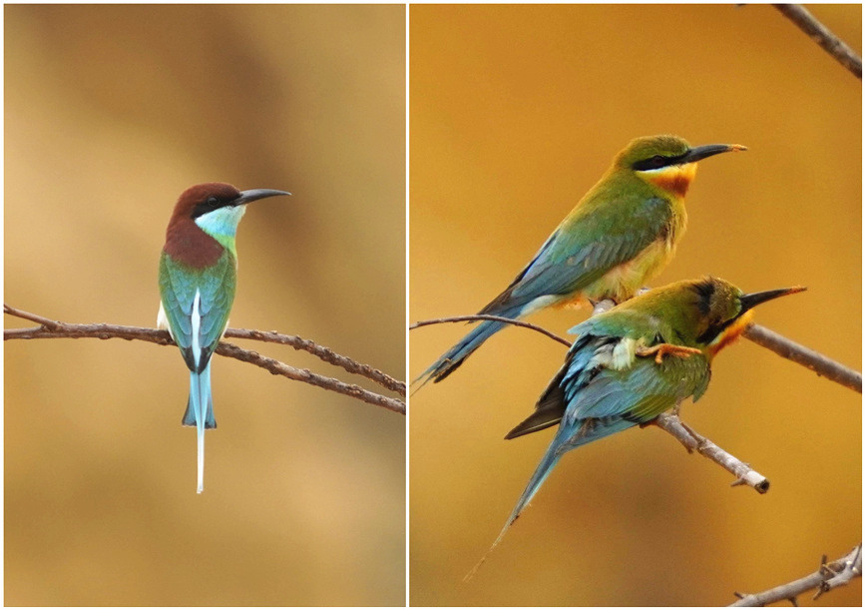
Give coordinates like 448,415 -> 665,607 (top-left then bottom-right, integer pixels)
158,183 -> 290,493
477,277 -> 805,563
416,135 -> 747,387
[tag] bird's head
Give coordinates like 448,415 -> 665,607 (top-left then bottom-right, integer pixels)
614,135 -> 746,198
167,182 -> 291,240
171,182 -> 290,222
673,277 -> 806,358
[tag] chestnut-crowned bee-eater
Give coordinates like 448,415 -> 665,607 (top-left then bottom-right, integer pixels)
486,277 -> 805,556
416,135 -> 747,387
158,183 -> 290,493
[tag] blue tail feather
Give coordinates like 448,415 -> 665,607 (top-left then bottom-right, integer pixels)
464,429 -> 564,580
466,415 -> 637,579
183,361 -> 214,494
182,364 -> 216,429
413,318 -> 511,389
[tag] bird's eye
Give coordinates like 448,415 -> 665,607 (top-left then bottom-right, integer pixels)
651,155 -> 666,167
206,196 -> 218,206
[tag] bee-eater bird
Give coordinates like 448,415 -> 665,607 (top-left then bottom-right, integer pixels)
158,183 -> 290,493
416,135 -> 747,387
480,277 -> 805,560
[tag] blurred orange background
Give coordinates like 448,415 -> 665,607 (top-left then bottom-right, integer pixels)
5,5 -> 404,606
410,4 -> 860,607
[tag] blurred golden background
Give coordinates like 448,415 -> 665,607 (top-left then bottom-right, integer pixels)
410,4 -> 860,606
5,5 -> 404,606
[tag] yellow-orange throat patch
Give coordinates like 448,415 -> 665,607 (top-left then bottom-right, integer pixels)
709,310 -> 754,357
643,162 -> 697,197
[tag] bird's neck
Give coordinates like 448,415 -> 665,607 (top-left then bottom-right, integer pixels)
163,218 -> 226,269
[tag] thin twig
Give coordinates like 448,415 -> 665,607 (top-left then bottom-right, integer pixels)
4,304 -> 405,415
743,323 -> 861,394
730,543 -> 862,606
410,314 -> 572,348
215,342 -> 405,414
224,328 -> 405,396
774,4 -> 862,79
653,413 -> 769,494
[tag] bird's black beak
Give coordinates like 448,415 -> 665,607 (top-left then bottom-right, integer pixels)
740,286 -> 807,313
234,188 -> 292,206
679,143 -> 747,164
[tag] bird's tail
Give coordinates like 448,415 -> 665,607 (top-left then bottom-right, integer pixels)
412,316 -> 514,390
182,361 -> 216,494
464,434 -> 563,581
466,416 -> 635,580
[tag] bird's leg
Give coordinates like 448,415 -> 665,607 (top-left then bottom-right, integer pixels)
636,343 -> 702,364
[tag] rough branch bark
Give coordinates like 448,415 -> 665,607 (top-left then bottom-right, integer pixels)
4,304 -> 405,415
730,543 -> 862,606
742,324 -> 861,393
773,4 -> 862,79
652,413 -> 770,493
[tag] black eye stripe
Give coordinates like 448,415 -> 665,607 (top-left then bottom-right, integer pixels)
191,195 -> 232,219
632,152 -> 688,171
697,319 -> 735,345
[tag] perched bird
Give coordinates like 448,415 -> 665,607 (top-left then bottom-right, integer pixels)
478,277 -> 805,561
158,183 -> 290,493
416,135 -> 746,387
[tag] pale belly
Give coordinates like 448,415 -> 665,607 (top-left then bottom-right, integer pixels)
574,238 -> 674,304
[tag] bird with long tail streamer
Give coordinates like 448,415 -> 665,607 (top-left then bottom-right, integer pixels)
158,183 -> 290,493
466,277 -> 805,578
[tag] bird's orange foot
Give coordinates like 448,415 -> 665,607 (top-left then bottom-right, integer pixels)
636,343 -> 702,364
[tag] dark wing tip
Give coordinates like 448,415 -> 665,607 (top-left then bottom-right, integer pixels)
505,410 -> 562,439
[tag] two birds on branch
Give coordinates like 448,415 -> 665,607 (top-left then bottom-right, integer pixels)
412,134 -> 806,553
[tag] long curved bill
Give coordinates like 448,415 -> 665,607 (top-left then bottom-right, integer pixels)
234,189 -> 292,206
680,143 -> 748,164
740,286 -> 807,312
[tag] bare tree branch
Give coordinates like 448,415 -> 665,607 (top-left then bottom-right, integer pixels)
652,413 -> 769,494
410,314 -> 572,348
743,323 -> 861,394
774,4 -> 862,79
223,328 -> 405,396
730,543 -> 862,606
4,304 -> 405,415
214,341 -> 405,414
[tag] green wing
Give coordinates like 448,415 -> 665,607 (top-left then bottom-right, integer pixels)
486,192 -> 672,314
507,310 -> 709,440
159,250 -> 237,372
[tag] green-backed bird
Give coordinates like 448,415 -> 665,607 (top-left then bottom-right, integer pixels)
158,183 -> 290,493
480,277 -> 805,562
416,135 -> 746,387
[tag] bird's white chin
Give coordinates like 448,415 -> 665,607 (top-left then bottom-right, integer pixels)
194,205 -> 247,237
